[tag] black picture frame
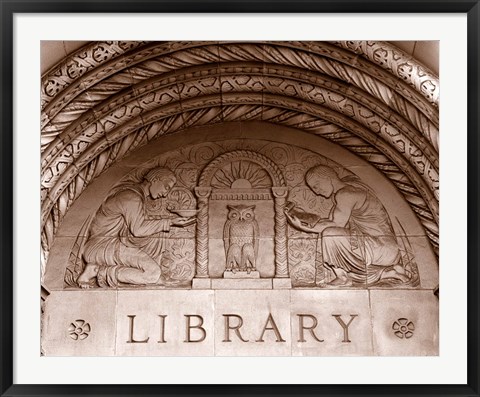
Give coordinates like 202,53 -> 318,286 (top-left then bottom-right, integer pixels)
1,1 -> 479,396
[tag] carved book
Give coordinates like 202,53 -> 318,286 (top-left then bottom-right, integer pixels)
285,201 -> 322,228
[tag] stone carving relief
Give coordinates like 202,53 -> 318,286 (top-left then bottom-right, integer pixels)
68,320 -> 91,341
41,41 -> 439,286
288,238 -> 317,287
331,41 -> 439,106
392,318 -> 415,339
195,149 -> 288,280
64,139 -> 421,290
285,165 -> 419,288
65,167 -> 196,288
224,205 -> 259,275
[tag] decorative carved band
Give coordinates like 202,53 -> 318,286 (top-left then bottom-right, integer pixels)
41,41 -> 146,112
331,41 -> 439,106
42,41 -> 438,119
210,191 -> 272,201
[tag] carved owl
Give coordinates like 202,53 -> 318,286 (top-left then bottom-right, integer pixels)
223,205 -> 259,273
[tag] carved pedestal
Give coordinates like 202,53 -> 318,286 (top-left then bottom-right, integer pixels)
223,271 -> 260,279
211,278 -> 273,289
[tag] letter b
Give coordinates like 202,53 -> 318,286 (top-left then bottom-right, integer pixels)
184,315 -> 207,343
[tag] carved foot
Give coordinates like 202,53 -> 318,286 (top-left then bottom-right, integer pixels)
328,277 -> 353,287
77,264 -> 99,288
327,267 -> 353,287
382,265 -> 411,283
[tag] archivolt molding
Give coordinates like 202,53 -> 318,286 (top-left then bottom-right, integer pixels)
331,41 -> 439,106
41,95 -> 438,219
41,41 -> 439,146
41,41 -> 147,109
41,73 -> 439,203
40,41 -> 440,278
41,41 -> 438,116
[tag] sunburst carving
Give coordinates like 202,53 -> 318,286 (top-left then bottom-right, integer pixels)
211,160 -> 272,189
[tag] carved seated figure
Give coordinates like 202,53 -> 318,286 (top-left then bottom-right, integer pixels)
77,167 -> 195,288
285,165 -> 411,287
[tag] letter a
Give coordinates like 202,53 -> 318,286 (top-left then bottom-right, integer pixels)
256,313 -> 286,342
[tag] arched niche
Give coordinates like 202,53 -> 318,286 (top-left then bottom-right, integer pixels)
194,149 -> 288,283
43,122 -> 438,291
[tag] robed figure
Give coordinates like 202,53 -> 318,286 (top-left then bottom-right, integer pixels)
285,165 -> 411,287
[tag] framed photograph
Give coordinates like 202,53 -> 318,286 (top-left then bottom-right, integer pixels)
1,1 -> 479,396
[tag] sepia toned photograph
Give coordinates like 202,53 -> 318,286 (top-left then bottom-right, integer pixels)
40,40 -> 439,357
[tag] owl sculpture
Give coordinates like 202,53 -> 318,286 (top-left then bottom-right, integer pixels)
223,204 -> 259,273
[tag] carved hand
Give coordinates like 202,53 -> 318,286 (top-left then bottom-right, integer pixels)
286,212 -> 315,233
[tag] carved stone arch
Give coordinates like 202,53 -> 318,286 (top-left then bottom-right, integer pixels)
39,40 -> 440,282
41,41 -> 439,116
198,149 -> 287,187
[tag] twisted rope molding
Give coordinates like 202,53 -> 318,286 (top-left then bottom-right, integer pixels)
41,94 -> 439,223
194,187 -> 211,277
40,69 -> 439,225
41,63 -> 438,171
331,41 -> 439,106
272,188 -> 289,278
41,41 -> 438,116
40,45 -> 439,225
